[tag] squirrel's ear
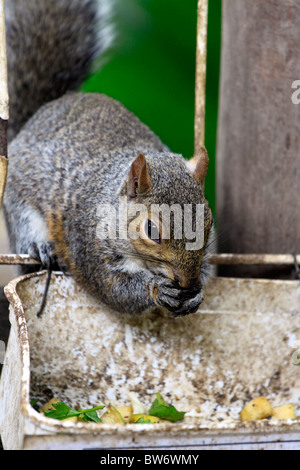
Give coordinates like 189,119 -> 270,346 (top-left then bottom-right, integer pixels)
127,153 -> 151,198
186,147 -> 209,186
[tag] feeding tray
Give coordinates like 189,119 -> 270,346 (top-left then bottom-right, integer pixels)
0,271 -> 299,450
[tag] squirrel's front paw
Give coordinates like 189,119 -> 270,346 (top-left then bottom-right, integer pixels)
150,277 -> 203,316
28,241 -> 61,270
171,291 -> 203,317
150,277 -> 183,311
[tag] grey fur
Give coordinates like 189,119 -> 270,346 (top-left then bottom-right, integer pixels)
4,1 -> 214,315
5,0 -> 112,141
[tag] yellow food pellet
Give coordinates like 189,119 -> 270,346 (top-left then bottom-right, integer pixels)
115,406 -> 133,423
38,398 -> 60,413
61,416 -> 78,422
240,396 -> 273,421
272,404 -> 296,420
101,406 -> 125,424
130,414 -> 161,423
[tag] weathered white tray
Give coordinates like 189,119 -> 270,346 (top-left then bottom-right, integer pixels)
0,272 -> 299,449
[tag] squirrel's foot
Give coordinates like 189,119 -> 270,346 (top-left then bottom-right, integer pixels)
28,241 -> 61,271
151,276 -> 203,316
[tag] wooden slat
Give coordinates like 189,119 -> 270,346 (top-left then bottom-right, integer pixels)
194,0 -> 208,153
0,253 -> 298,267
0,0 -> 8,207
217,0 -> 300,277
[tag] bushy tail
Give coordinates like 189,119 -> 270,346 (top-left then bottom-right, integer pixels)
5,0 -> 113,141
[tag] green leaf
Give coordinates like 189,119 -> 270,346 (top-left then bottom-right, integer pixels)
44,402 -> 80,420
44,401 -> 104,422
148,393 -> 186,422
81,410 -> 102,423
30,398 -> 40,412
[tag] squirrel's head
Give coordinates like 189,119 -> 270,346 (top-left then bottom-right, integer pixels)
120,148 -> 213,293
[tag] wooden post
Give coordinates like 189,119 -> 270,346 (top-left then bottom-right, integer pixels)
194,0 -> 208,153
0,0 -> 8,207
217,0 -> 300,278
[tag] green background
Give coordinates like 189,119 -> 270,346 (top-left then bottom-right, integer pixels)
82,0 -> 221,215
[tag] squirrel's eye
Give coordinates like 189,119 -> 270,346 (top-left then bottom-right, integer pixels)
145,219 -> 161,244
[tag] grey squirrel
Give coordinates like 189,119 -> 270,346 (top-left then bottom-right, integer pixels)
4,0 -> 214,316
